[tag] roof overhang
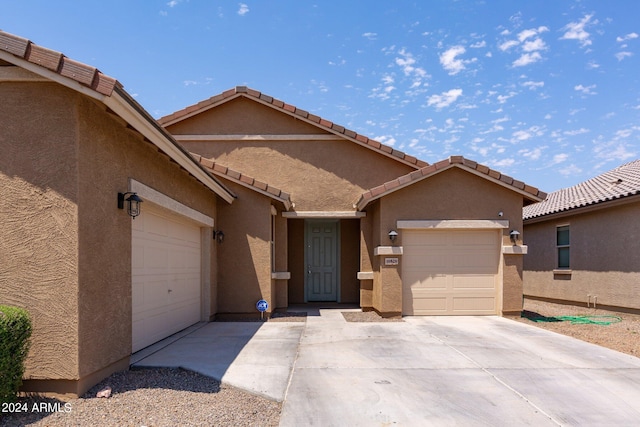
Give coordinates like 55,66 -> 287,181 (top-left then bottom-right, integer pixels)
523,193 -> 640,224
357,156 -> 546,211
0,47 -> 235,204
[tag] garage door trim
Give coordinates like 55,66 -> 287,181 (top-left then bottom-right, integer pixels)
400,220 -> 505,316
130,180 -> 213,352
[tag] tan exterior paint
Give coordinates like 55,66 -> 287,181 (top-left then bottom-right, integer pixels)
361,167 -> 526,315
524,199 -> 640,312
166,98 -> 416,212
1,81 -> 219,395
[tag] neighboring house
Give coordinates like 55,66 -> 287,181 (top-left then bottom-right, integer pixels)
0,31 -> 546,397
523,160 -> 640,314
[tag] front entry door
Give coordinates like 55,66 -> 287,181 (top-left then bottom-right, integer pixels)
305,220 -> 339,302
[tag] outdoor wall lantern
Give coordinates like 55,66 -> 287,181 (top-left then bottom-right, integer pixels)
509,229 -> 520,244
117,192 -> 143,219
213,230 -> 225,244
388,230 -> 398,243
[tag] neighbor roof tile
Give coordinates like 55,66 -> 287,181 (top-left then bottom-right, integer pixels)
524,159 -> 640,220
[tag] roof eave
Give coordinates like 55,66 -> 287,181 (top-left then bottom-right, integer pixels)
524,192 -> 640,224
357,163 -> 545,211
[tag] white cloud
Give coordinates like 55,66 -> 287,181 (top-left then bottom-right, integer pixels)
574,84 -> 597,95
617,33 -> 639,42
522,38 -> 547,52
513,52 -> 542,67
470,40 -> 486,48
439,46 -> 470,75
395,49 -> 427,78
362,32 -> 377,40
522,81 -> 544,90
489,158 -> 515,168
499,40 -> 519,52
564,128 -> 590,136
518,26 -> 549,42
375,135 -> 396,146
558,164 -> 582,176
615,51 -> 633,61
167,0 -> 180,7
560,14 -> 595,47
519,146 -> 544,160
552,153 -> 569,164
238,3 -> 249,16
427,88 -> 463,109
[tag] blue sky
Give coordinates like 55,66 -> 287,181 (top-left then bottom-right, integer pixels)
2,1 -> 639,192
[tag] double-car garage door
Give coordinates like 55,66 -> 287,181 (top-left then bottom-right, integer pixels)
402,229 -> 500,315
132,208 -> 202,352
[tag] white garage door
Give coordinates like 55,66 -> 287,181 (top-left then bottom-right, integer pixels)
132,208 -> 202,352
402,229 -> 500,315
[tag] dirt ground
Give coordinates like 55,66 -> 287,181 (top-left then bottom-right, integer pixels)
507,298 -> 640,357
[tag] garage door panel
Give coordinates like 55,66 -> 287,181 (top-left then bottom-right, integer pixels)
402,229 -> 500,316
132,209 -> 202,353
452,275 -> 496,289
453,297 -> 495,312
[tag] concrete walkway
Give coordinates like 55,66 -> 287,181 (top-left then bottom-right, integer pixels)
132,320 -> 304,401
133,310 -> 640,426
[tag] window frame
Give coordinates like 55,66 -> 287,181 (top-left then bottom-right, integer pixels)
556,224 -> 570,269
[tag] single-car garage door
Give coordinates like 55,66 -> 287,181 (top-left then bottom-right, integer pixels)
132,207 -> 202,352
402,229 -> 500,315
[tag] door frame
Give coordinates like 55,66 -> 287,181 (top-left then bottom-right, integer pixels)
304,219 -> 341,303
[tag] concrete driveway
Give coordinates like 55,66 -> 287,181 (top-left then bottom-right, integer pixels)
134,309 -> 640,426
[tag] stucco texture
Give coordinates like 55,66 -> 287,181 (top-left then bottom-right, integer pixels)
0,82 -> 80,381
1,79 -> 219,394
166,98 -> 416,212
524,199 -> 640,311
216,182 -> 273,315
365,167 -> 526,315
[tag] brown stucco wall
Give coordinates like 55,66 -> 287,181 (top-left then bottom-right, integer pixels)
1,79 -> 220,395
75,94 -> 219,381
166,98 -> 416,211
216,182 -> 272,315
523,199 -> 640,311
374,167 -> 525,315
0,82 -> 80,382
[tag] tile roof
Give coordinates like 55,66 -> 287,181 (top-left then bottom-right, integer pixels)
0,29 -> 235,203
191,153 -> 292,210
356,155 -> 546,210
523,159 -> 640,220
0,30 -> 119,95
159,86 -> 428,169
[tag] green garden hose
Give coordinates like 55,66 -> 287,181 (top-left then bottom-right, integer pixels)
522,311 -> 622,325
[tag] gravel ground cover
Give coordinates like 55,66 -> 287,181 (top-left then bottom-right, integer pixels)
508,298 -> 640,357
1,368 -> 280,427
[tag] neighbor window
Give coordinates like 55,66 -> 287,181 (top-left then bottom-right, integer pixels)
556,225 -> 570,269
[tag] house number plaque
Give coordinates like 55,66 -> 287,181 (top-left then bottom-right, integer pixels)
384,257 -> 399,266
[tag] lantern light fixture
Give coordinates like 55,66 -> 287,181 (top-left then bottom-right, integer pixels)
118,192 -> 143,219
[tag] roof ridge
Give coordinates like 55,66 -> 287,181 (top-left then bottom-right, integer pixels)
523,159 -> 640,220
160,86 -> 428,169
0,30 -> 119,96
191,153 -> 292,210
356,155 -> 545,210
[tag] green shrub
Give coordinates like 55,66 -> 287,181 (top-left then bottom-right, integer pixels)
0,305 -> 32,403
